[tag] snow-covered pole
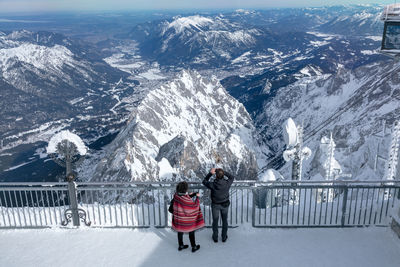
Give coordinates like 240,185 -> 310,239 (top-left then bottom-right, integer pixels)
326,132 -> 335,181
385,121 -> 400,181
283,118 -> 312,181
47,130 -> 90,227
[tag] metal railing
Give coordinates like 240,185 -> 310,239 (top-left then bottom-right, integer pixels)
0,180 -> 399,229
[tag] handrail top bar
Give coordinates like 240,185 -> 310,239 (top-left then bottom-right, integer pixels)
0,182 -> 69,186
0,180 -> 399,187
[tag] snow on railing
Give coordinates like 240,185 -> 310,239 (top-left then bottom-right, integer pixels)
0,181 -> 399,229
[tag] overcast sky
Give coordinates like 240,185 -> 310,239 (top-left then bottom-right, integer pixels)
0,0 -> 393,13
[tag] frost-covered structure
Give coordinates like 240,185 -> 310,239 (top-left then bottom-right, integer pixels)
318,134 -> 342,181
259,169 -> 284,182
47,130 -> 87,156
89,70 -> 269,182
282,118 -> 312,181
258,61 -> 400,181
384,121 -> 400,181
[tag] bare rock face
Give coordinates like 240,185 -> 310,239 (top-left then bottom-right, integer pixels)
90,70 -> 269,182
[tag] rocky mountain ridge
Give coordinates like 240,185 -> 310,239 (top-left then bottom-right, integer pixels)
87,70 -> 270,182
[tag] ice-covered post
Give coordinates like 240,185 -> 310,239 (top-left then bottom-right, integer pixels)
282,119 -> 311,203
282,118 -> 312,181
47,130 -> 90,227
385,121 -> 400,182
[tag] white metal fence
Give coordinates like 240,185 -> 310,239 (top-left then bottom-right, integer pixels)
0,181 -> 399,228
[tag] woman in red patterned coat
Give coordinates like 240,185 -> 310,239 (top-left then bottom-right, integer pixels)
172,181 -> 205,252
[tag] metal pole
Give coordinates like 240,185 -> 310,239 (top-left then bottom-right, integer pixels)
341,187 -> 348,227
68,181 -> 80,227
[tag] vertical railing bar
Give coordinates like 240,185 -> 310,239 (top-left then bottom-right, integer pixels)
100,191 -> 105,226
44,190 -> 53,225
241,188 -> 244,224
125,197 -> 129,226
358,188 -> 364,225
107,190 -> 112,225
209,196 -> 212,226
62,189 -> 68,224
0,191 -> 8,226
124,190 -> 129,226
379,188 -> 386,224
82,190 -> 90,224
6,191 -> 16,226
308,188 -> 312,226
130,192 -> 135,227
24,190 -> 33,226
295,189 -> 300,225
135,192 -> 139,226
363,188 -> 370,225
313,188 -> 318,225
318,188 -> 323,226
90,190 -> 96,225
115,189 -> 120,226
302,188 -> 307,225
49,190 -> 57,225
113,189 -> 118,226
34,191 -> 43,226
384,188 -> 392,217
341,187 -> 348,227
157,189 -> 162,227
329,188 -> 334,225
18,191 -> 27,227
324,188 -> 329,225
4,191 -> 15,226
236,188 -> 238,225
389,188 -> 397,216
352,188 -> 359,225
230,189 -> 233,226
141,194 -> 146,226
30,191 -> 38,227
368,188 -> 376,225
335,188 -> 340,225
12,190 -> 22,226
152,189 -> 156,226
119,190 -> 124,226
270,188 -> 273,225
263,189 -> 267,225
280,188 -> 284,225
258,190 -> 261,225
373,188 -> 381,225
54,190 -> 62,225
246,188 -> 249,223
146,188 -> 151,226
286,188 -> 290,225
347,188 -> 353,225
291,188 -> 294,225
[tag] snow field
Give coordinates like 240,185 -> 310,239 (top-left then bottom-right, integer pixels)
0,227 -> 399,267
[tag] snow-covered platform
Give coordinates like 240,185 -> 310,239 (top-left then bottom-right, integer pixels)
1,227 -> 399,267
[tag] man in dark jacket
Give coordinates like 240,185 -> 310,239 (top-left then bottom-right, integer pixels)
202,168 -> 234,243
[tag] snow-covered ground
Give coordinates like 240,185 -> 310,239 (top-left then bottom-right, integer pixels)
0,227 -> 399,267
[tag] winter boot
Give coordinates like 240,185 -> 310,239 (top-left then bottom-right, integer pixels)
222,235 -> 228,243
178,245 -> 189,251
192,245 -> 200,253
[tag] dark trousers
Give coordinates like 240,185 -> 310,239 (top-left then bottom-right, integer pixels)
177,231 -> 196,247
211,203 -> 229,240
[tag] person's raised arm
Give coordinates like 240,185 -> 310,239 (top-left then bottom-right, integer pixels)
224,171 -> 235,185
202,168 -> 216,189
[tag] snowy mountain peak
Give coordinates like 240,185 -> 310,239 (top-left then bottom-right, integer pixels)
90,70 -> 268,182
165,15 -> 214,34
0,43 -> 74,72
